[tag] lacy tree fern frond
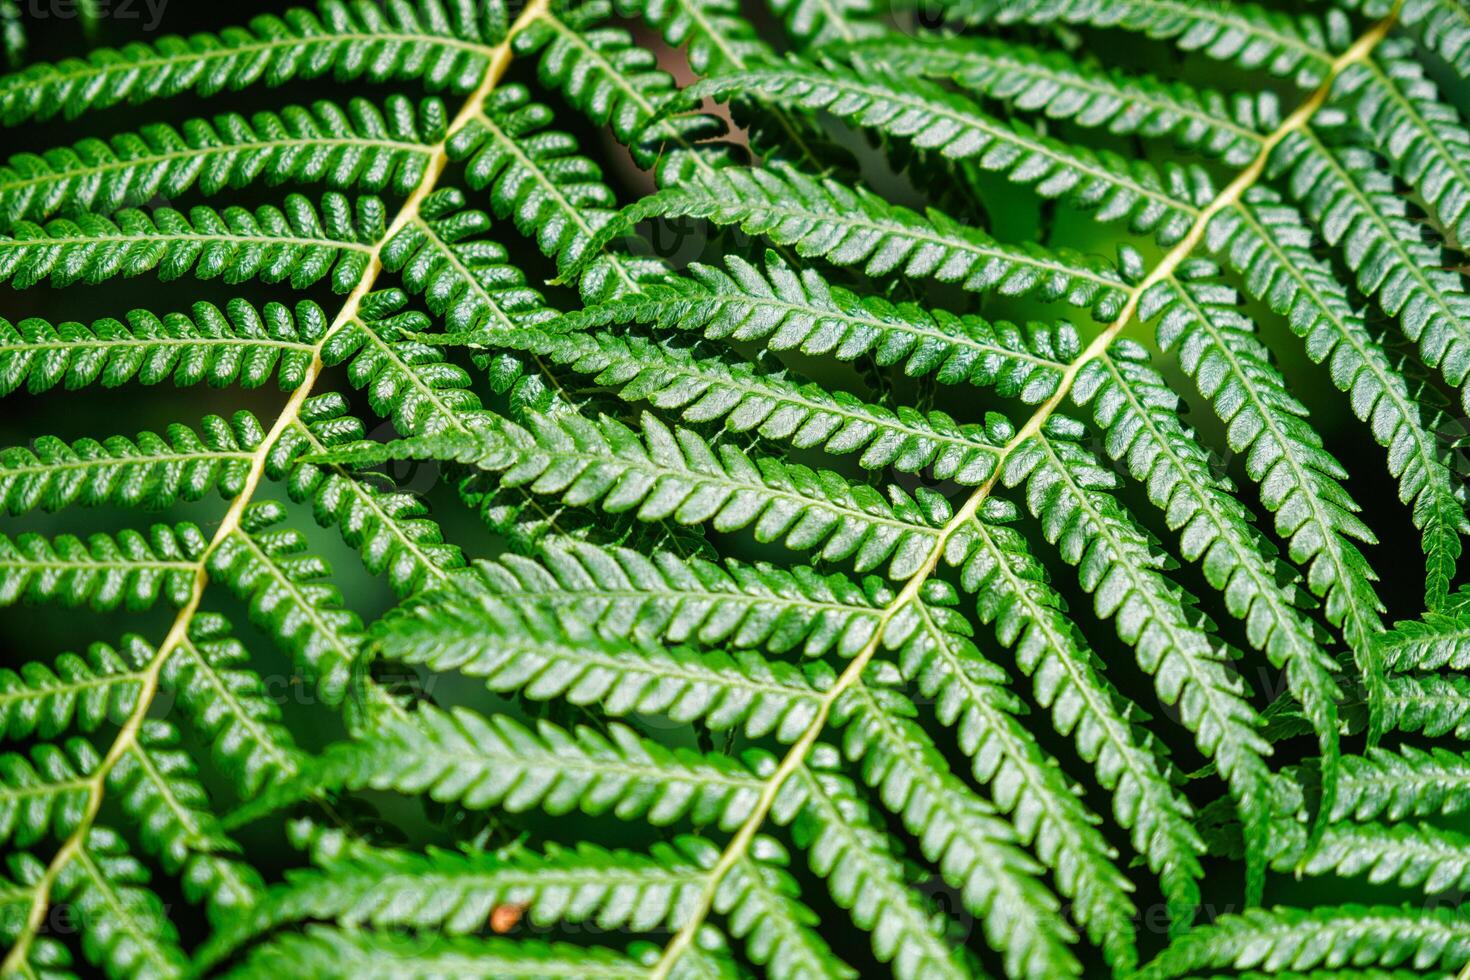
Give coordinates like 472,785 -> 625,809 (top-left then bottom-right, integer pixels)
0,95 -> 448,232
0,0 -> 1468,978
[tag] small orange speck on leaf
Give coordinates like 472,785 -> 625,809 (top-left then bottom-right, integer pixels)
490,903 -> 525,934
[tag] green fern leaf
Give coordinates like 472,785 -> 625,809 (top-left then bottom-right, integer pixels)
321,412 -> 948,579
447,83 -> 658,294
0,1 -> 503,126
0,413 -> 260,515
955,501 -> 1206,931
0,643 -> 138,742
0,95 -> 446,232
510,2 -> 732,178
275,702 -> 769,830
0,1 -> 1463,975
1136,904 -> 1470,977
200,838 -> 715,967
579,169 -> 1131,319
372,579 -> 830,741
55,827 -> 189,978
550,251 -> 1083,388
776,749 -> 974,979
942,0 -> 1339,87
227,928 -> 664,980
1206,188 -> 1469,610
1143,268 -> 1378,741
0,298 -> 326,394
1005,421 -> 1275,901
0,740 -> 95,847
842,34 -> 1274,165
1337,0 -> 1470,80
0,523 -> 204,611
768,0 -> 885,49
0,192 -> 375,291
687,65 -> 1203,244
1274,128 -> 1470,420
433,325 -> 1006,485
1330,744 -> 1470,822
1384,672 -> 1470,739
470,535 -> 888,657
205,502 -> 362,703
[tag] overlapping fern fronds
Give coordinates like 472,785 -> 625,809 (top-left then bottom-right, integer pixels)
0,0 -> 1468,978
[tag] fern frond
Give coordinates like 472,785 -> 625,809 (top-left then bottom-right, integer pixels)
718,840 -> 857,979
0,740 -> 95,847
226,928 -> 657,980
274,702 -> 768,831
1285,821 -> 1470,897
0,413 -> 260,515
372,581 -> 829,741
322,412 -> 947,579
768,0 -> 885,49
776,749 -> 973,979
619,0 -> 858,176
0,298 -> 326,395
0,643 -> 137,742
497,531 -> 1144,960
0,523 -> 204,611
463,527 -> 1135,964
1074,339 -> 1342,813
510,2 -> 731,178
469,536 -> 886,658
1006,422 -> 1274,901
1206,188 -> 1469,609
0,0 -> 1455,974
1136,904 -> 1470,978
55,827 -> 189,978
4,725 -> 260,922
1330,744 -> 1470,823
156,613 -> 302,796
1342,45 -> 1470,251
1274,128 -> 1470,418
199,838 -> 714,968
0,192 -> 375,291
551,251 -> 1078,390
955,499 -> 1205,931
205,502 -> 362,702
435,325 -> 1006,485
582,168 -> 1131,319
944,0 -> 1338,87
1338,0 -> 1470,80
615,0 -> 773,75
834,680 -> 1080,980
898,605 -> 1138,970
688,65 -> 1203,244
0,95 -> 446,231
106,720 -> 263,916
1384,672 -> 1470,738
845,34 -> 1273,165
381,188 -> 557,334
320,295 -> 494,436
0,617 -> 299,797
447,83 -> 656,295
1379,603 -> 1470,671
0,0 -> 503,126
1142,267 -> 1376,740
271,393 -> 465,595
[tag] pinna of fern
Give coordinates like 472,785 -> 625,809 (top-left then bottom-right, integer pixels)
0,0 -> 1467,979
